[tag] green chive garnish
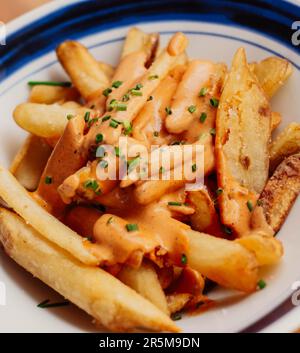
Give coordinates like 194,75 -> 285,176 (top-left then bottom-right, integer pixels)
84,111 -> 90,123
192,164 -> 197,172
165,107 -> 172,115
159,166 -> 165,174
147,95 -> 153,101
223,225 -> 232,235
127,157 -> 140,173
199,87 -> 208,97
112,80 -> 123,89
103,87 -> 112,97
153,131 -> 159,137
107,216 -> 114,225
122,93 -> 130,102
168,201 -> 182,206
108,99 -> 117,111
210,128 -> 216,136
99,160 -> 108,169
199,112 -> 207,123
257,279 -> 266,290
181,254 -> 188,265
102,115 -> 111,122
116,103 -> 127,111
257,199 -> 263,206
28,81 -> 71,87
188,105 -> 196,114
123,120 -> 132,135
216,188 -> 223,196
130,90 -> 143,96
95,134 -> 103,144
126,223 -> 139,232
84,180 -> 99,192
67,114 -> 74,120
45,176 -> 52,184
114,146 -> 120,157
37,300 -> 69,308
148,75 -> 159,80
210,98 -> 219,108
135,83 -> 143,90
109,119 -> 120,128
247,200 -> 254,212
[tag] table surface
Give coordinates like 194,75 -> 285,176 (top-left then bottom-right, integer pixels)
0,0 -> 50,22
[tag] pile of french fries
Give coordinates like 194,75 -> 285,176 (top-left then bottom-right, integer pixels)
0,27 -> 299,332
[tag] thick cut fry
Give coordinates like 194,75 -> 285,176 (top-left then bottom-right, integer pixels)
186,229 -> 258,292
250,57 -> 293,98
236,231 -> 283,266
56,41 -> 110,100
0,209 -> 178,333
118,261 -> 169,315
10,135 -> 52,191
188,189 -> 223,236
258,153 -> 300,233
29,85 -> 80,104
216,48 -> 271,236
13,102 -> 92,139
0,166 -> 98,266
271,112 -> 282,132
269,123 -> 300,173
98,61 -> 114,81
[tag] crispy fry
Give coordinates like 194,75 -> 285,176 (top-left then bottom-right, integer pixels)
250,57 -> 293,98
118,261 -> 169,315
270,122 -> 300,173
0,209 -> 178,332
10,135 -> 52,191
56,41 -> 110,101
186,229 -> 259,292
271,112 -> 282,132
98,61 -> 115,81
258,153 -> 300,233
13,102 -> 92,139
0,166 -> 98,266
29,85 -> 80,104
216,48 -> 271,236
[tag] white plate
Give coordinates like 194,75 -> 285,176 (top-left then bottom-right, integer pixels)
0,0 -> 300,332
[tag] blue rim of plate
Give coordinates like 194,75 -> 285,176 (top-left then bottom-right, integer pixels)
0,0 -> 300,81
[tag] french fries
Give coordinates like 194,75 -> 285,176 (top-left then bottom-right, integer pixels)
250,57 -> 293,98
0,166 -> 98,266
29,85 -> 80,104
13,102 -> 92,139
216,48 -> 271,236
258,153 -> 300,233
269,123 -> 300,173
0,209 -> 178,332
186,230 -> 259,292
56,41 -> 110,101
118,261 -> 169,315
10,135 -> 52,191
271,112 -> 282,132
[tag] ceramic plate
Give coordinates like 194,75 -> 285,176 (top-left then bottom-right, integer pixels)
0,0 -> 300,333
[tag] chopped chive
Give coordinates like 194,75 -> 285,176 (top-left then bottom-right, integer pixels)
102,115 -> 111,122
147,95 -> 153,101
122,93 -> 130,102
38,300 -> 69,308
88,117 -> 99,127
130,89 -> 143,96
165,107 -> 172,115
159,166 -> 165,174
107,216 -> 114,225
181,253 -> 188,265
108,99 -> 117,111
170,141 -> 181,146
95,134 -> 103,144
192,164 -> 197,172
247,200 -> 254,212
84,180 -> 99,192
257,199 -> 263,206
84,111 -> 90,123
199,87 -> 208,97
127,157 -> 140,173
199,112 -> 207,123
135,83 -> 143,90
103,87 -> 112,97
257,279 -> 266,290
37,299 -> 50,308
148,75 -> 159,80
188,105 -> 197,114
116,103 -> 127,111
90,104 -> 95,109
168,201 -> 182,206
123,120 -> 132,135
210,128 -> 216,136
210,98 -> 219,108
126,223 -> 139,232
216,188 -> 223,196
45,176 -> 52,184
171,312 -> 182,321
99,160 -> 108,169
28,81 -> 71,87
96,146 -> 106,158
67,114 -> 74,120
109,119 -> 120,128
112,80 -> 123,89
153,131 -> 159,137
114,146 -> 120,157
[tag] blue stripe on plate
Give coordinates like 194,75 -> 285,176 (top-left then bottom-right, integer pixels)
0,0 -> 299,81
